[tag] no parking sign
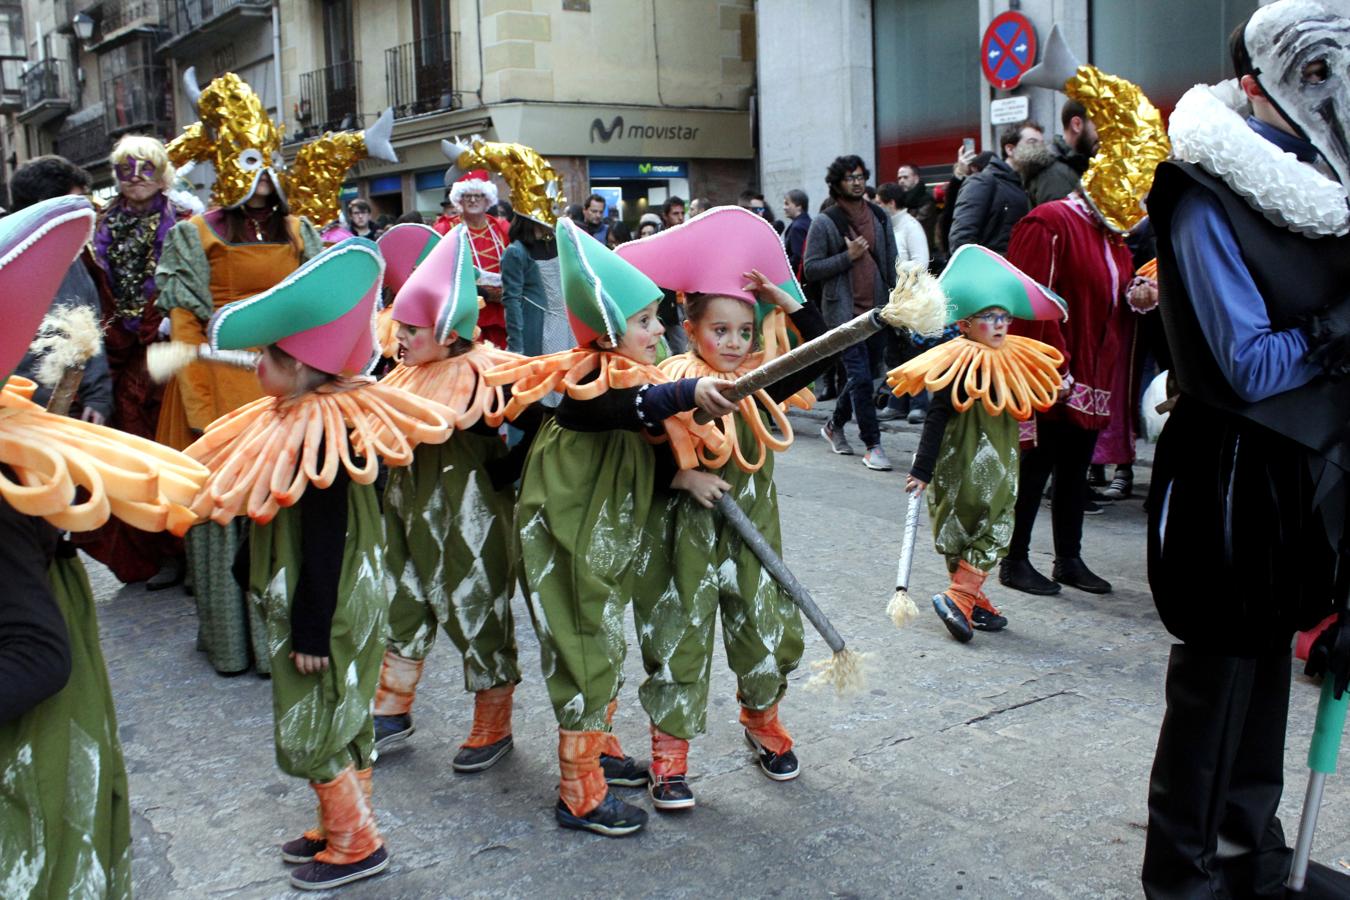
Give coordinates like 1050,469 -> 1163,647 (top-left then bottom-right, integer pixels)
981,11 -> 1038,90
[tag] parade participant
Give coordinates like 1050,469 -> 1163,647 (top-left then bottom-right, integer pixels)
183,238 -> 453,891
435,170 -> 511,348
157,74 -> 328,675
1141,3 -> 1350,893
371,225 -> 534,772
1000,26 -> 1170,598
1,194 -> 209,899
80,134 -> 193,589
483,219 -> 736,837
614,206 -> 827,809
892,246 -> 1067,643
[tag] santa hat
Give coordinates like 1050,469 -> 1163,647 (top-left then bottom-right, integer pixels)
209,237 -> 384,376
448,168 -> 499,208
391,223 -> 480,343
557,217 -> 662,347
0,195 -> 97,379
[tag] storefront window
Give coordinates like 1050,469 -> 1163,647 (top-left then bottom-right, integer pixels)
1090,0 -> 1257,109
874,0 -> 981,175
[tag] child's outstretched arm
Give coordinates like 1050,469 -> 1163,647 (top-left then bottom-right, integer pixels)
907,387 -> 955,492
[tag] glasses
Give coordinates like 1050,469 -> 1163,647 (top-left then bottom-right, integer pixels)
751,206 -> 766,213
970,311 -> 1013,326
842,173 -> 868,183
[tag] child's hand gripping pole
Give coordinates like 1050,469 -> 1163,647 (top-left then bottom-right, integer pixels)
713,492 -> 868,694
887,487 -> 924,627
692,262 -> 948,425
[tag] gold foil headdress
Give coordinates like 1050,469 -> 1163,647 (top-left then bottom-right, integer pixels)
1020,26 -> 1171,233
441,136 -> 567,225
166,67 -> 398,227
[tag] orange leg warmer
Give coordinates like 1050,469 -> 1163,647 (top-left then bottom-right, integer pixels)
373,651 -> 424,716
310,765 -> 382,865
650,723 -> 689,779
944,560 -> 988,621
599,697 -> 624,758
558,729 -> 608,817
462,684 -> 514,749
740,703 -> 794,755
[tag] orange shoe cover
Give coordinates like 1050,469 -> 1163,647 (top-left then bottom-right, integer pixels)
650,723 -> 689,779
311,766 -> 382,865
740,703 -> 793,756
944,561 -> 987,621
373,651 -> 424,716
974,589 -> 1001,615
558,729 -> 607,817
463,684 -> 514,749
598,698 -> 624,758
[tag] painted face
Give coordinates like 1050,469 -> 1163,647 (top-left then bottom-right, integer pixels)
614,300 -> 665,364
115,157 -> 157,183
686,295 -> 755,373
1247,0 -> 1350,188
394,321 -> 451,366
959,307 -> 1012,349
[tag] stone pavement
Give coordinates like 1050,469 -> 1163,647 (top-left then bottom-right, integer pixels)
91,411 -> 1349,899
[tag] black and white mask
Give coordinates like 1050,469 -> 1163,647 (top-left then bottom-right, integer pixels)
1246,0 -> 1350,188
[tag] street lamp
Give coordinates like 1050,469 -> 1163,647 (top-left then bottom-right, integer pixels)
71,12 -> 95,42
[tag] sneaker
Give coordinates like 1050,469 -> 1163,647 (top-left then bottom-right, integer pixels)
648,775 -> 696,811
998,558 -> 1061,596
281,834 -> 327,865
1052,557 -> 1112,594
289,844 -> 389,891
555,794 -> 648,837
907,409 -> 926,424
876,407 -> 905,422
862,446 -> 893,471
820,423 -> 854,455
600,753 -> 649,787
452,735 -> 513,773
971,606 -> 1008,632
744,730 -> 800,781
1083,498 -> 1104,515
1102,475 -> 1133,500
932,593 -> 974,643
373,714 -> 414,754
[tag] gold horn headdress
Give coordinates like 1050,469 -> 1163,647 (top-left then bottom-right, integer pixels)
441,135 -> 567,225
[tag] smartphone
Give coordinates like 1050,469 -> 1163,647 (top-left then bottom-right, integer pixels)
962,137 -> 976,155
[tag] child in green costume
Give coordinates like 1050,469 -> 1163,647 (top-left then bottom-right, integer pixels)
371,223 -> 538,773
484,218 -> 736,838
185,237 -> 455,890
615,206 -> 832,810
889,245 -> 1068,644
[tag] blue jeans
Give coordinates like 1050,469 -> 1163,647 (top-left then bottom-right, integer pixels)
830,331 -> 884,449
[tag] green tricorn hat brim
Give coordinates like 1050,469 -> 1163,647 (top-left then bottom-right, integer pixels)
556,217 -> 662,346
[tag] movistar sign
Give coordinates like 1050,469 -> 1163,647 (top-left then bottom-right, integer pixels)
590,116 -> 702,144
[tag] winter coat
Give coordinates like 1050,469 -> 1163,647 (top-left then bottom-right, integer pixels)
947,157 -> 1031,255
1021,135 -> 1090,208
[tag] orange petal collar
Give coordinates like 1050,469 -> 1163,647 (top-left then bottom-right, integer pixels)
886,335 -> 1065,421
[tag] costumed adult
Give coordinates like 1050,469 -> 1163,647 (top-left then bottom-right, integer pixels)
1142,3 -> 1350,895
78,135 -> 193,590
1,194 -> 209,899
157,68 -> 388,675
997,26 -> 1168,597
433,171 -> 510,348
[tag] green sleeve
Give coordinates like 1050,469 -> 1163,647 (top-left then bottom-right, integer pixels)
154,220 -> 213,320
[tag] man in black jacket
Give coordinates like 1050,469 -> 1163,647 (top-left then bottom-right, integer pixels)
948,120 -> 1042,254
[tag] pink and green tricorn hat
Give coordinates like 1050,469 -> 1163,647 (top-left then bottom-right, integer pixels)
209,236 -> 384,375
376,223 -> 440,296
940,244 -> 1068,324
557,216 -> 662,347
615,205 -> 805,323
390,223 -> 480,343
0,194 -> 98,379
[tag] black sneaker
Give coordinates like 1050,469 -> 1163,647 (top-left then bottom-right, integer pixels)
1052,557 -> 1112,594
289,844 -> 390,890
452,735 -> 513,773
744,730 -> 800,781
373,714 -> 414,754
555,794 -> 648,837
971,606 -> 1008,632
932,593 -> 974,643
648,775 -> 696,811
280,834 -> 326,864
600,753 -> 648,787
999,558 -> 1061,596
1083,498 -> 1105,515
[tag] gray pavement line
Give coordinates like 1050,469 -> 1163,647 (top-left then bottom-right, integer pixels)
938,689 -> 1080,733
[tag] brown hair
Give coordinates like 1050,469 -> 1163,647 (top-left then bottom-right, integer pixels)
264,344 -> 336,393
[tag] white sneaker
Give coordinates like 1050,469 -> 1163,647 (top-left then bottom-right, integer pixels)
862,446 -> 892,471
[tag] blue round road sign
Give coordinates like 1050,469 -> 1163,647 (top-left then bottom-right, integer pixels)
981,11 -> 1037,91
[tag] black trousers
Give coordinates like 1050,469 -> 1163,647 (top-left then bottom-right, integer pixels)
1007,418 -> 1098,561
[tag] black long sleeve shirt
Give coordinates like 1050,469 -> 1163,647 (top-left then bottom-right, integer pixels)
909,385 -> 956,484
0,498 -> 70,723
289,463 -> 352,657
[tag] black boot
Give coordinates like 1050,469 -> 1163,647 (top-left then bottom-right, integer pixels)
1052,557 -> 1112,594
999,557 -> 1060,595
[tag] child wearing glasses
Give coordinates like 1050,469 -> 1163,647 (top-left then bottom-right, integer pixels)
890,246 -> 1068,643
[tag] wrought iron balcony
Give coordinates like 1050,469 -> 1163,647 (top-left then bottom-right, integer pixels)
90,0 -> 164,50
159,0 -> 269,53
0,56 -> 24,113
294,61 -> 361,140
19,58 -> 72,125
103,64 -> 170,136
385,31 -> 459,119
53,117 -> 111,170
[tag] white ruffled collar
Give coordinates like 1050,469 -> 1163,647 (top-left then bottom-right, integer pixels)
1167,80 -> 1350,237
